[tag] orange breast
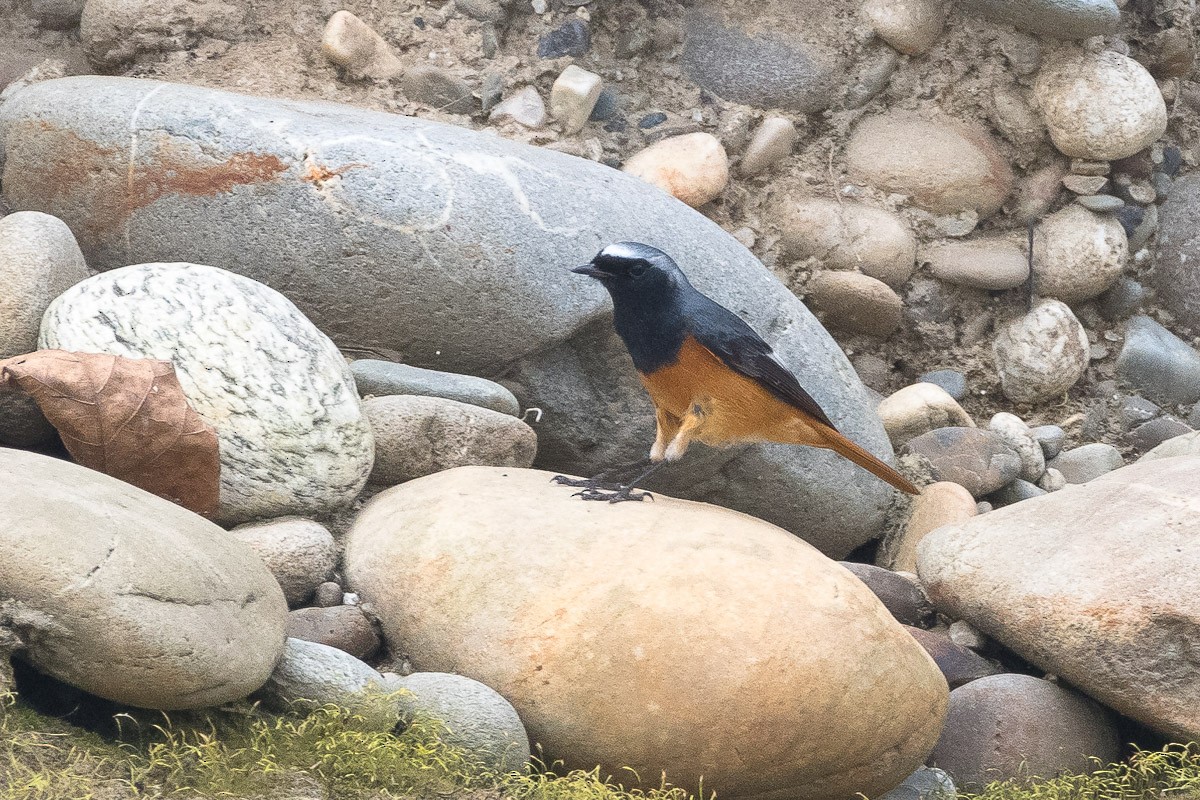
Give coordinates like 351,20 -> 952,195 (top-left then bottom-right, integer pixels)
639,337 -> 823,446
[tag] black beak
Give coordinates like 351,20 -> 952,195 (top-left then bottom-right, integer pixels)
571,264 -> 609,279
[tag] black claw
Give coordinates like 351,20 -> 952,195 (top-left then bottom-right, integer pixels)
572,485 -> 652,503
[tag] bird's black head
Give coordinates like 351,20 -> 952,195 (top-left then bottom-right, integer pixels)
571,242 -> 684,300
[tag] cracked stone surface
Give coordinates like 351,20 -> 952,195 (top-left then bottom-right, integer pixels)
1,76 -> 896,554
0,447 -> 287,709
917,456 -> 1200,741
40,262 -> 374,524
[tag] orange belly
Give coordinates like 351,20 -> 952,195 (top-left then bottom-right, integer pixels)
639,337 -> 826,447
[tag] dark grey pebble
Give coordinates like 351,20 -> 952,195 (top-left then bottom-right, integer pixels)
537,19 -> 590,58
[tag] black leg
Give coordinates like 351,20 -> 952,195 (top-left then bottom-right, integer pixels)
551,458 -> 653,491
571,460 -> 667,504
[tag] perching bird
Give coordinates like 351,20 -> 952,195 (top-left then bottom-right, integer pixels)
557,241 -> 920,502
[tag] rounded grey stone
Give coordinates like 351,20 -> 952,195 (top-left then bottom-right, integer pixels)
839,562 -> 935,627
1140,429 -> 1200,461
902,427 -> 1022,498
365,394 -> 537,485
229,517 -> 338,607
990,478 -> 1047,506
258,637 -> 397,731
0,211 -> 89,359
1031,425 -> 1065,459
960,0 -> 1119,39
877,766 -> 956,800
352,359 -> 520,416
988,412 -> 1045,482
1115,315 -> 1200,406
384,671 -> 531,773
1129,417 -> 1192,453
0,447 -> 287,709
1076,194 -> 1125,212
681,4 -> 843,113
1155,176 -> 1200,330
40,263 -> 374,524
0,76 -> 894,557
929,674 -> 1119,792
918,370 -> 967,401
1047,443 -> 1123,483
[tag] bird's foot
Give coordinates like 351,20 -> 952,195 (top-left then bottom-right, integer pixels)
575,484 -> 653,503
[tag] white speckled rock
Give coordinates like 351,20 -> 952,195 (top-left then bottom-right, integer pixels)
229,517 -> 338,607
862,0 -> 947,55
39,263 -> 374,524
993,300 -> 1089,404
1034,51 -> 1167,161
321,10 -> 404,81
988,413 -> 1045,482
622,133 -> 729,208
739,117 -> 798,178
780,198 -> 917,289
1,447 -> 287,710
1033,205 -> 1127,304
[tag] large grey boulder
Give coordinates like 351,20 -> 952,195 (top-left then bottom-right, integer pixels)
1154,176 -> 1200,331
0,447 -> 287,709
0,76 -> 895,555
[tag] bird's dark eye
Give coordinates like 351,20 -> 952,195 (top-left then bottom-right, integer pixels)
629,263 -> 647,278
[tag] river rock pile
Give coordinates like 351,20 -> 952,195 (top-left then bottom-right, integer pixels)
2,0 -> 1200,796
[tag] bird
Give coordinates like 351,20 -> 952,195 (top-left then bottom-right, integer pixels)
555,241 -> 920,502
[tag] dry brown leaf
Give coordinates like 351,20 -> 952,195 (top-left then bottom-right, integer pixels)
0,349 -> 220,517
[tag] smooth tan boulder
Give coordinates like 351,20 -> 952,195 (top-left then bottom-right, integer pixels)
344,466 -> 948,800
918,456 -> 1200,740
0,448 -> 287,709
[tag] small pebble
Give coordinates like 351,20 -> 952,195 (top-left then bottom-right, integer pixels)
922,235 -> 1029,291
638,111 -> 668,129
537,18 -> 590,58
321,10 -> 404,81
902,427 -> 1022,498
1062,174 -> 1108,195
918,370 -> 968,401
976,501 -> 993,514
779,199 -> 916,289
1129,416 -> 1193,452
287,605 -> 381,660
878,383 -> 975,448
1070,159 -> 1110,176
314,581 -> 345,608
1115,315 -> 1200,406
1037,467 -> 1067,491
989,412 -> 1045,482
1120,395 -> 1160,431
1127,203 -> 1158,251
479,73 -> 505,113
400,65 -> 474,114
991,478 -> 1048,506
805,271 -> 904,338
1031,425 -> 1066,459
877,766 -> 958,800
948,620 -> 989,652
1075,194 -> 1126,212
229,518 -> 338,607
738,116 -> 797,177
1163,145 -> 1184,176
993,301 -> 1090,404
549,64 -> 602,134
531,0 -> 547,12
488,85 -> 547,129
1033,205 -> 1127,304
1034,51 -> 1167,161
1048,443 -> 1124,483
1152,172 -> 1174,202
622,132 -> 729,208
588,87 -> 619,121
839,562 -> 936,628
861,0 -> 947,55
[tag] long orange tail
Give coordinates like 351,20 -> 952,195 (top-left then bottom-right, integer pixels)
818,427 -> 921,495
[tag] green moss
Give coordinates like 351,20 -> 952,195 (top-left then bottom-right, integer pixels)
6,692 -> 1200,800
962,744 -> 1200,800
0,693 -> 697,800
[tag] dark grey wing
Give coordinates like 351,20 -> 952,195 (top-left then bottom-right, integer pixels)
683,292 -> 838,431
